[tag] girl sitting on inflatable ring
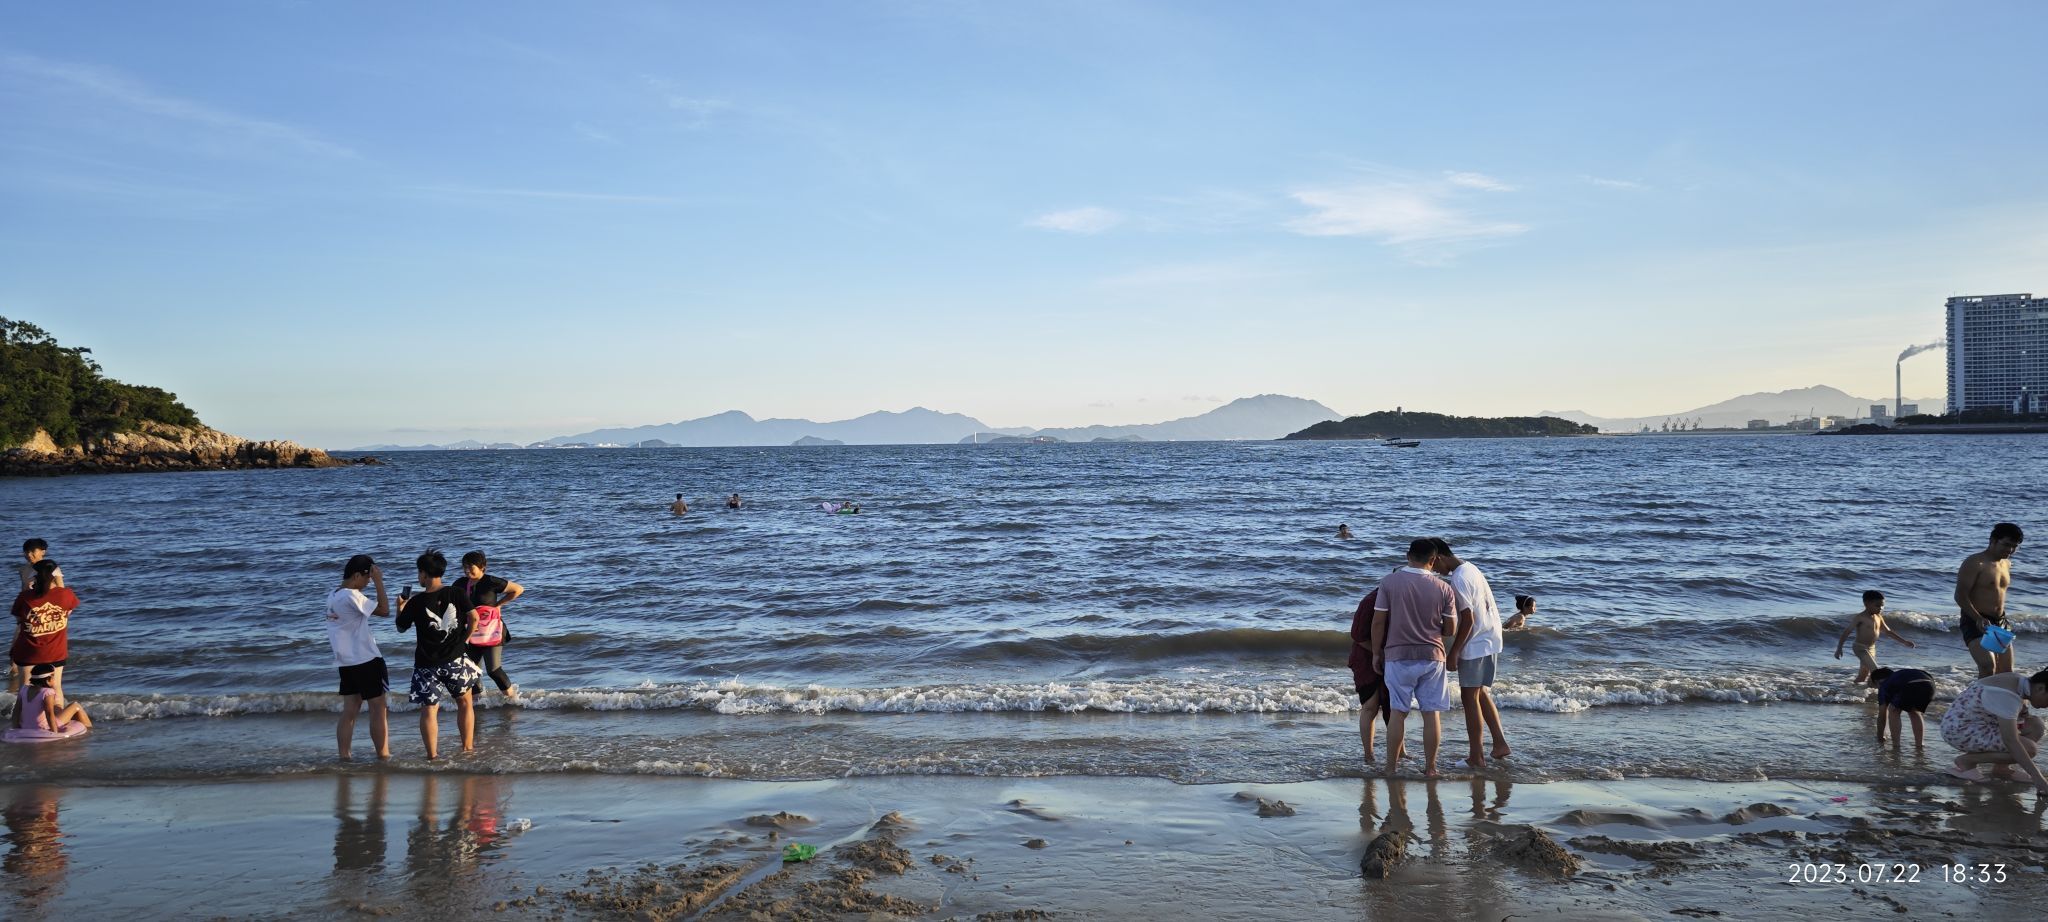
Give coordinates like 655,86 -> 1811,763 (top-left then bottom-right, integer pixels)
12,664 -> 90,737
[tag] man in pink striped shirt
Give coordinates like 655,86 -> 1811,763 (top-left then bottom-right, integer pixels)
1370,538 -> 1471,778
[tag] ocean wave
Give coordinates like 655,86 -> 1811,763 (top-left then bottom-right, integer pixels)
1490,674 -> 1888,714
76,669 -> 1942,721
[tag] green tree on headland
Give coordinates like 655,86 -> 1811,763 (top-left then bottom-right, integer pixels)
0,317 -> 200,448
1282,410 -> 1596,440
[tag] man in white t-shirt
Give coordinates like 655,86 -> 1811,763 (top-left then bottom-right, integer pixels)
326,554 -> 392,761
1432,538 -> 1510,767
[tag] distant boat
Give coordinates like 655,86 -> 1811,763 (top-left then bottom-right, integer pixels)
1383,438 -> 1421,448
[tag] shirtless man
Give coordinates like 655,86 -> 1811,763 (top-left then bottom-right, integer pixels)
1956,522 -> 2023,678
669,494 -> 689,516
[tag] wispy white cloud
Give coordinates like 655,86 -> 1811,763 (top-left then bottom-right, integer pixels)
1285,173 -> 1526,262
413,185 -> 688,205
1444,170 -> 1514,192
1098,259 -> 1280,288
642,76 -> 732,126
1584,175 -> 1650,191
1,52 -> 356,158
1028,206 -> 1124,234
573,122 -> 620,145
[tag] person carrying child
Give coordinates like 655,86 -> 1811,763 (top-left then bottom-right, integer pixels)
1834,590 -> 1914,683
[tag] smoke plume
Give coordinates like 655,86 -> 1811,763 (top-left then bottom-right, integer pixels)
1897,341 -> 1945,362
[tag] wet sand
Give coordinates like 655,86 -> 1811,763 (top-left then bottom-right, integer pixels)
3,772 -> 2044,920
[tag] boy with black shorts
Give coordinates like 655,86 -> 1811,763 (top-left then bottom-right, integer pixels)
326,554 -> 391,760
1868,666 -> 1934,748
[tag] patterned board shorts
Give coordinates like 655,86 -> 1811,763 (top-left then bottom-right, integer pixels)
1939,683 -> 2011,754
409,658 -> 484,706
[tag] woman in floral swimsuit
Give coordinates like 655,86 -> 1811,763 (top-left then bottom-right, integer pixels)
1940,669 -> 2048,790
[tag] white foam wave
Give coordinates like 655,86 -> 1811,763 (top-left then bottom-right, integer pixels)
1886,610 -> 2045,633
75,669 -> 1966,722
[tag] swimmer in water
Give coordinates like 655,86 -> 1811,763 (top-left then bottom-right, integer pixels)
1337,524 -> 1353,540
670,494 -> 689,516
1502,594 -> 1535,630
726,493 -> 742,510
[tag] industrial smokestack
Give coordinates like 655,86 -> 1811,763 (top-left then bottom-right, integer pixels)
1895,340 -> 1946,419
1898,341 -> 1944,362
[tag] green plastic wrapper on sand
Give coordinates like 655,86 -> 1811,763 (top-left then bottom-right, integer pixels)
781,842 -> 817,863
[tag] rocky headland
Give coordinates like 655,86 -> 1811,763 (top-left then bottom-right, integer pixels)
2,422 -> 375,476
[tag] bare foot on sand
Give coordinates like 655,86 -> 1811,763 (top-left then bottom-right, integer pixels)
1491,743 -> 1512,759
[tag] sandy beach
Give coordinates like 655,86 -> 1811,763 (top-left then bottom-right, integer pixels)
3,771 -> 2043,920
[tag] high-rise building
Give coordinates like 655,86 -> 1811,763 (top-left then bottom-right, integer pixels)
1946,293 -> 2048,413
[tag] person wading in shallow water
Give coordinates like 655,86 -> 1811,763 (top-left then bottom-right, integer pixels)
397,549 -> 480,760
1956,522 -> 2023,678
670,494 -> 689,516
1371,538 -> 1469,778
326,555 -> 392,761
1431,537 -> 1510,768
456,551 -> 525,701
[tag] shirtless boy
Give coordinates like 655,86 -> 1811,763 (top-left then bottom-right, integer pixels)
1834,590 -> 1915,682
1956,523 -> 2023,678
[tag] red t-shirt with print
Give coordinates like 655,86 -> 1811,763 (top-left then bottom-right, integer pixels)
10,587 -> 76,664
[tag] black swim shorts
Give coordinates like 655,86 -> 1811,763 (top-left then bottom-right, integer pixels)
337,657 -> 389,700
1882,679 -> 1935,714
1961,612 -> 2006,645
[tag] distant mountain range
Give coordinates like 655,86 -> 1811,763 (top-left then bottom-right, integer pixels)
352,395 -> 1343,449
1545,385 -> 1944,432
349,387 -> 1935,449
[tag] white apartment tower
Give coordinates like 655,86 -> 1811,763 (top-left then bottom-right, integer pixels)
1946,293 -> 2048,414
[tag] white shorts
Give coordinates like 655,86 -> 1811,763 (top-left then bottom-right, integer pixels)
1383,659 -> 1453,713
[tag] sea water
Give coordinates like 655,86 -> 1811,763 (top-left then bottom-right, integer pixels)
1,435 -> 2043,785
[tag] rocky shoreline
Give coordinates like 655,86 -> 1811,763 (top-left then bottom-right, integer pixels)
2,422 -> 376,476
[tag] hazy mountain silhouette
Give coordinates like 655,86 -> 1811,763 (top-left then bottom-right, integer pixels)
1544,385 -> 1944,432
545,407 -> 1023,447
534,395 -> 1341,447
1028,395 -> 1341,442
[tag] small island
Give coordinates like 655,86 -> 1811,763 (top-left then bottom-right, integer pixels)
1281,410 -> 1596,441
792,435 -> 846,446
1,318 -> 371,475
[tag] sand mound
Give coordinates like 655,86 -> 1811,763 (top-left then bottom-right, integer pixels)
1360,827 -> 1409,879
834,836 -> 917,875
1555,808 -> 1666,829
1255,798 -> 1297,817
1568,835 -> 1707,862
556,862 -> 745,921
744,810 -> 814,828
1479,823 -> 1581,876
1006,799 -> 1062,822
1721,803 -> 1796,825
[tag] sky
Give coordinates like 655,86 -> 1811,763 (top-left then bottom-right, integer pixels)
3,1 -> 2043,447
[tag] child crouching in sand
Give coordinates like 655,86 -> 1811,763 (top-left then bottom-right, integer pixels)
12,664 -> 89,734
1834,590 -> 1914,683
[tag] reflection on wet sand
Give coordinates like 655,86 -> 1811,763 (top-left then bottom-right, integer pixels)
330,773 -> 515,916
2,785 -> 65,919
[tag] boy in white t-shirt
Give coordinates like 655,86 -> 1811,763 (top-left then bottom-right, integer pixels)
326,554 -> 392,761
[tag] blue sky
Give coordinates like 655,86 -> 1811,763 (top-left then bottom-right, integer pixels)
4,1 -> 2042,446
